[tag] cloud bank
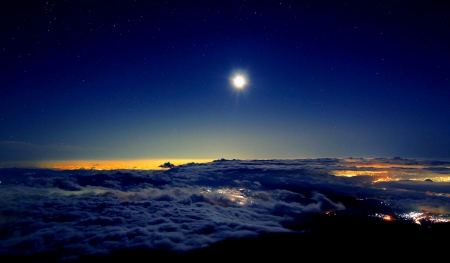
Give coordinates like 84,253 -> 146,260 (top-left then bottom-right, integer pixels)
0,158 -> 449,261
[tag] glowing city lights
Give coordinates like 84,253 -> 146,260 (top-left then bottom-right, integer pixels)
372,211 -> 450,225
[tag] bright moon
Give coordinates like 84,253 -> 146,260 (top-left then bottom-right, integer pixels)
233,75 -> 246,88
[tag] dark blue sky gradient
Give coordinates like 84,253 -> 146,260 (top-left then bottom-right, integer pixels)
1,0 -> 449,162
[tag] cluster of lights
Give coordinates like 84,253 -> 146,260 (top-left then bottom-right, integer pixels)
397,211 -> 450,224
333,170 -> 389,177
373,177 -> 450,183
201,187 -> 254,205
372,177 -> 393,183
372,213 -> 394,221
428,176 -> 450,182
334,170 -> 450,183
426,191 -> 450,198
372,211 -> 450,225
371,177 -> 425,183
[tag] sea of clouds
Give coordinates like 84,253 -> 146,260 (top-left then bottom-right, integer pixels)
1,158 -> 450,261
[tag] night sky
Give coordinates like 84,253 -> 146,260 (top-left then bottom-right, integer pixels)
1,0 -> 450,164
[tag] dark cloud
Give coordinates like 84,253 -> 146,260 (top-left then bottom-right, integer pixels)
159,162 -> 175,169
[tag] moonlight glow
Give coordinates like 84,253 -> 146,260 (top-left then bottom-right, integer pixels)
233,75 -> 246,88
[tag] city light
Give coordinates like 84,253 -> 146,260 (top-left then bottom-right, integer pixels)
372,211 -> 450,225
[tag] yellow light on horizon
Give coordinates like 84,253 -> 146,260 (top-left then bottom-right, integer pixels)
34,159 -> 214,170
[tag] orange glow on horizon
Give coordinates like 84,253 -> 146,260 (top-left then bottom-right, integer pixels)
34,159 -> 214,170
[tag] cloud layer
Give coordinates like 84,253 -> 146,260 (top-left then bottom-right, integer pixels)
1,158 -> 449,261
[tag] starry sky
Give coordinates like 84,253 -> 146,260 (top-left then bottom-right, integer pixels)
1,0 -> 449,164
